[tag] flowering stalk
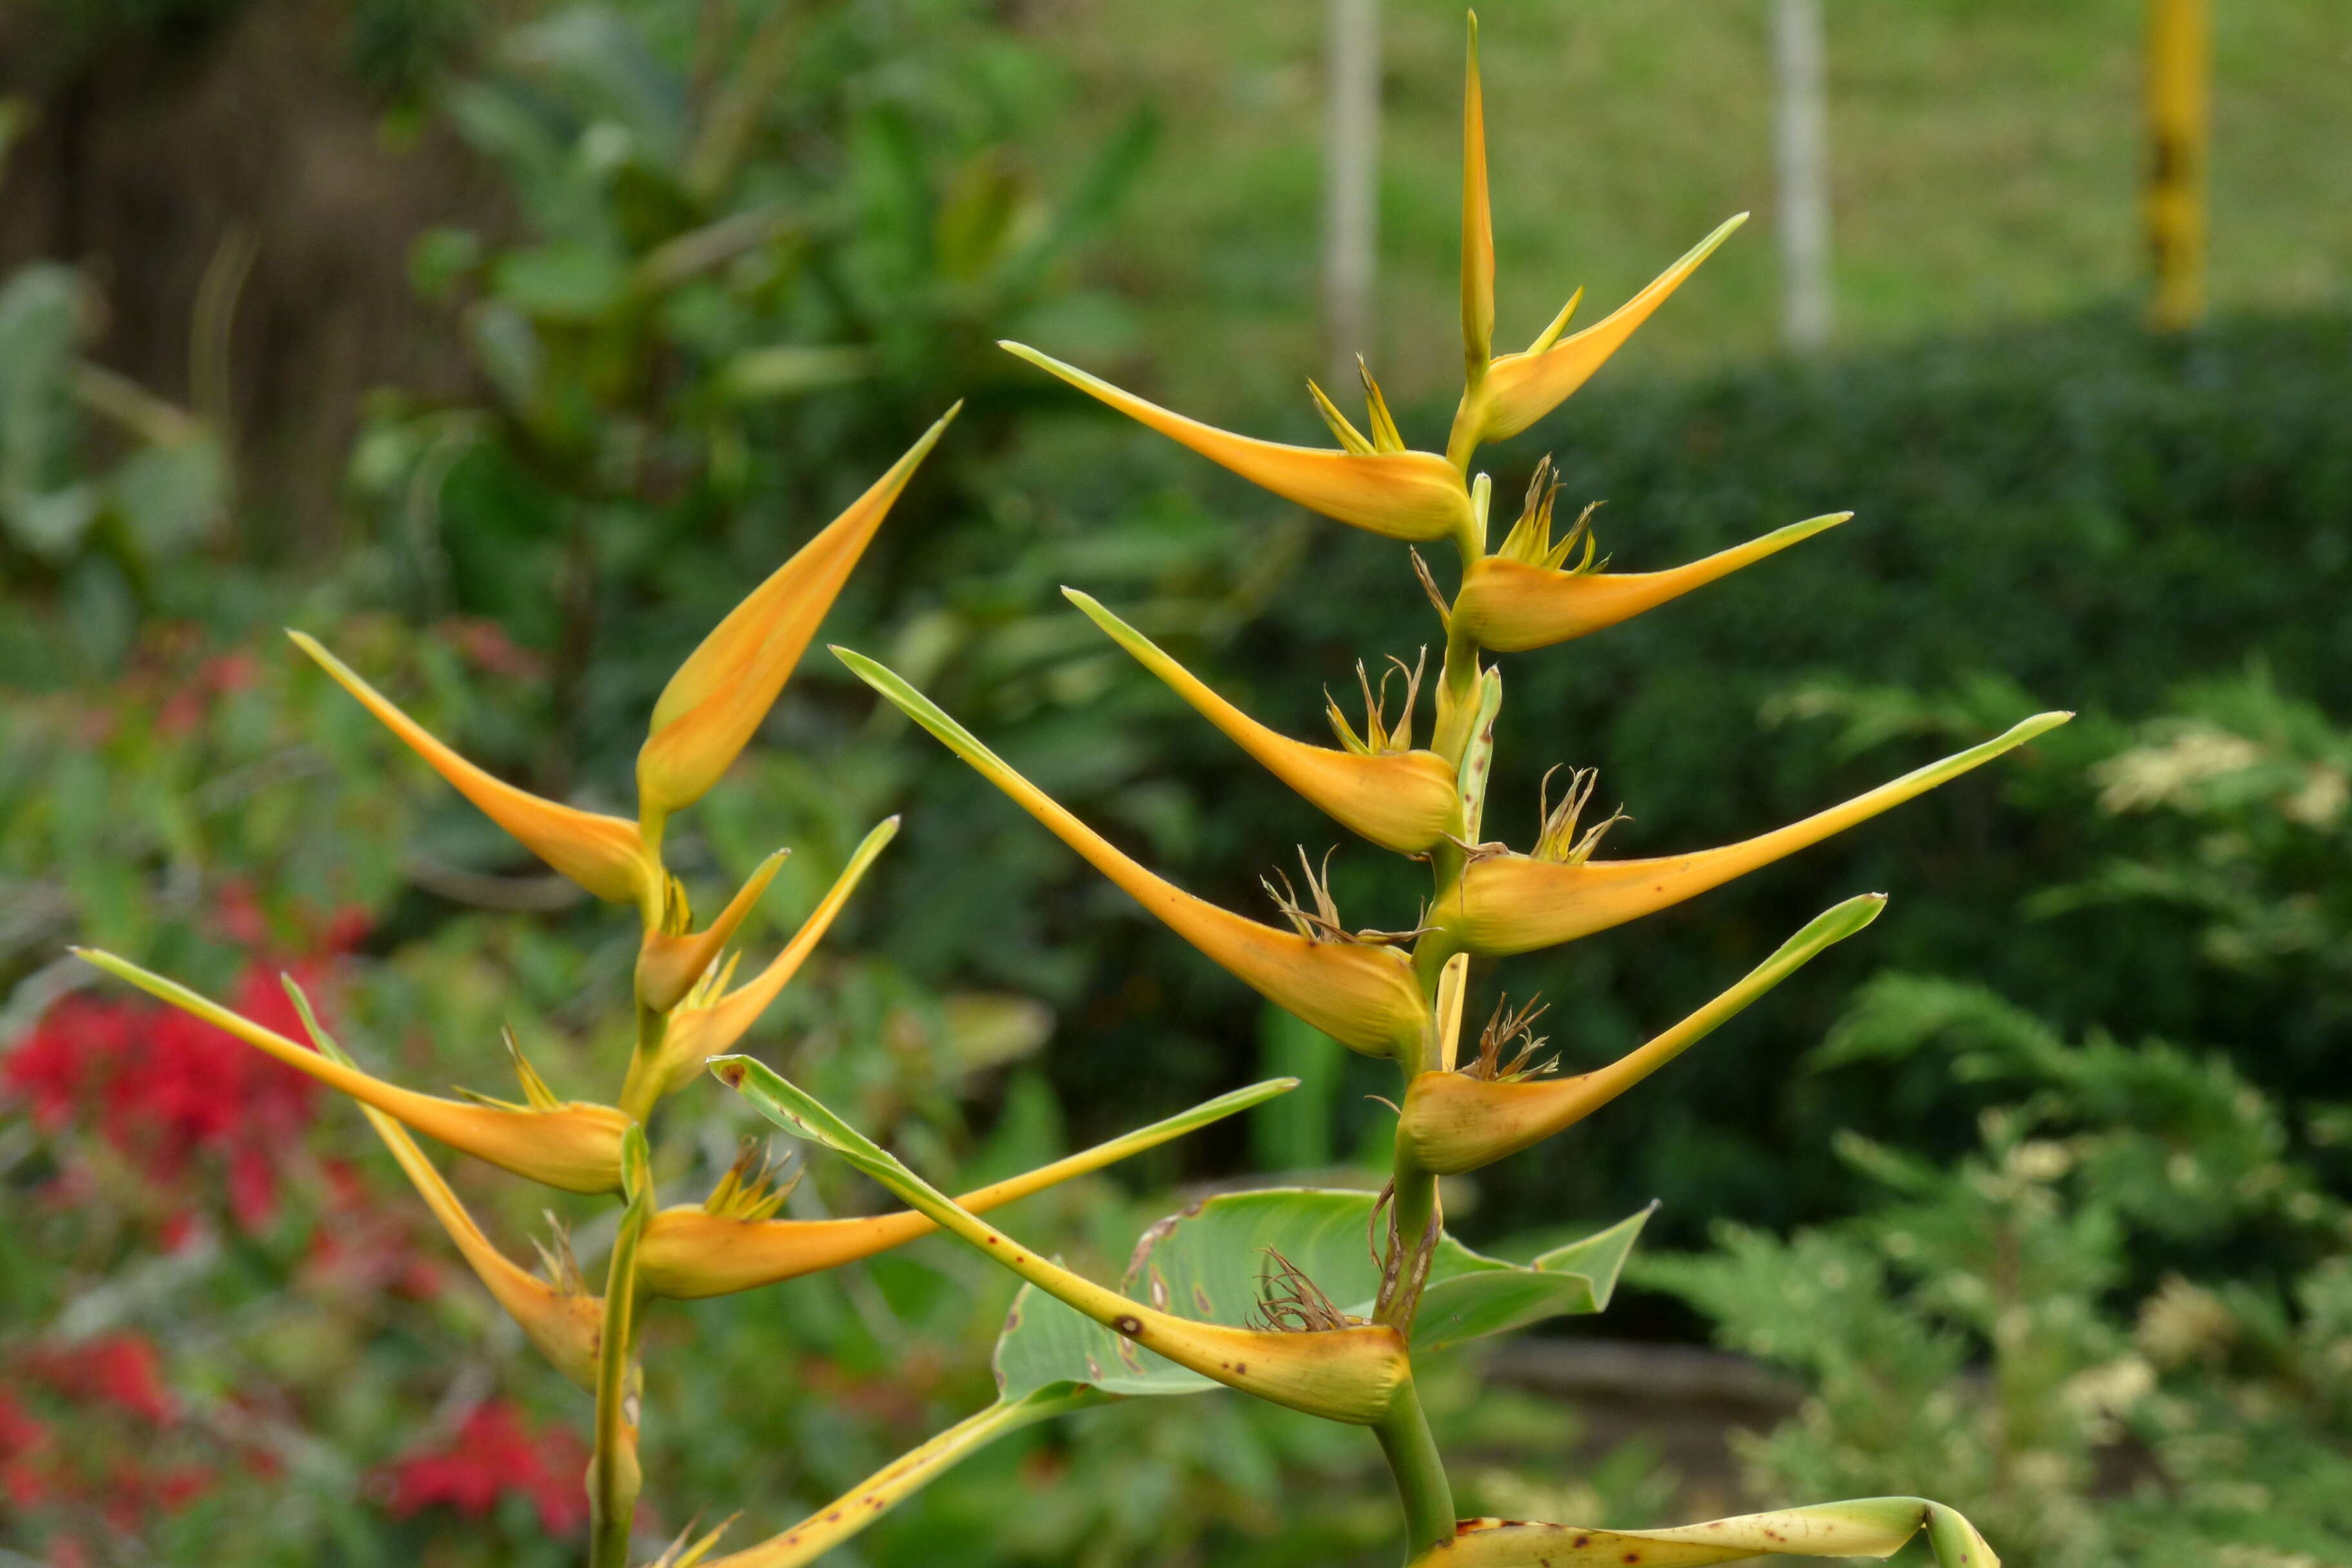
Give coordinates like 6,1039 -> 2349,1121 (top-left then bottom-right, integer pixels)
874,13 -> 2044,1560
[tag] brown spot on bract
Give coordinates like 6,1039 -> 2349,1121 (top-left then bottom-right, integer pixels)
827,1512 -> 841,1522
1623,1554 -> 1640,1563
1115,1315 -> 1142,1336
1572,1537 -> 1590,1548
1234,1362 -> 1246,1373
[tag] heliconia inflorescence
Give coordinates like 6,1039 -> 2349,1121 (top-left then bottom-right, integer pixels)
714,12 -> 2037,1565
79,15 -> 2032,1567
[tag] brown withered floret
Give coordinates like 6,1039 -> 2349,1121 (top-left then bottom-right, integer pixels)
1463,995 -> 1558,1083
1246,1248 -> 1361,1333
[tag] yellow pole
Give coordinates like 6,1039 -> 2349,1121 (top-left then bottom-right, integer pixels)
2144,0 -> 2210,331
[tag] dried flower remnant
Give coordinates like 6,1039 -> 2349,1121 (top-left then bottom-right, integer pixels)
1465,997 -> 1556,1083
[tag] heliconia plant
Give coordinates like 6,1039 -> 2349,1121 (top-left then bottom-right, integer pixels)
73,400 -> 1300,1567
74,17 -> 2053,1567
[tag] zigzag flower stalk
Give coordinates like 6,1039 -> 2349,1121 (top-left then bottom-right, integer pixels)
72,405 -> 1318,1567
719,14 -> 2046,1565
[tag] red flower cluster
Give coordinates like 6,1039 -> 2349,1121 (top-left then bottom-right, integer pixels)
382,1400 -> 589,1536
5,963 -> 324,1230
18,1334 -> 179,1426
2,1332 -> 217,1536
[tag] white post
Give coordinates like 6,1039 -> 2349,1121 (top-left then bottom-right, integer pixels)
1325,0 -> 1380,387
1771,0 -> 1834,351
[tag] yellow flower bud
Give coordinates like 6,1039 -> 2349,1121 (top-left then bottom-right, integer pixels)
1402,896 -> 1884,1174
836,649 -> 1432,1061
1000,342 -> 1476,548
1430,714 -> 2068,957
636,408 -> 957,826
1063,590 -> 1458,853
289,631 -> 656,910
1452,513 -> 1852,653
1446,215 -> 1747,464
76,949 -> 629,1193
634,848 -> 788,1014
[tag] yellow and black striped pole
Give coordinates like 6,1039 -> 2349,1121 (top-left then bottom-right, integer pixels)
2144,0 -> 2210,331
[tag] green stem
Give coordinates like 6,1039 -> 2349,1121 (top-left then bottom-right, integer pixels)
1373,1377 -> 1455,1559
618,1002 -> 668,1124
589,1141 -> 653,1568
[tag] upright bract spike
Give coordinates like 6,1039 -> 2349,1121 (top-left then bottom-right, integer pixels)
715,1055 -> 1411,1425
1455,512 -> 1853,652
1000,342 -> 1476,549
1063,589 -> 1457,853
75,949 -> 629,1193
1460,11 -> 1495,387
1431,714 -> 2070,956
836,648 -> 1433,1061
288,631 -> 656,910
636,407 -> 957,828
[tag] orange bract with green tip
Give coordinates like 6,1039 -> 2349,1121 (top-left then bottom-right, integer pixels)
77,948 -> 631,1193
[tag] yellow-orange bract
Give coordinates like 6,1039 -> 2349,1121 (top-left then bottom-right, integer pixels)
77,949 -> 631,1194
999,343 -> 1475,547
836,649 -> 1432,1061
289,631 -> 658,911
636,407 -> 957,827
1064,589 -> 1459,853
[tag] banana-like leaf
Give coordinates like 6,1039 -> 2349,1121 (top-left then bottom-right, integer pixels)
1411,1496 -> 1998,1568
995,1188 -> 1653,1402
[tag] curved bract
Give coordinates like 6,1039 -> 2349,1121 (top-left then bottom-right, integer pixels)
1411,1497 -> 1998,1568
636,1076 -> 1297,1298
295,992 -> 605,1389
634,848 -> 787,1014
648,817 -> 899,1099
1446,213 -> 1749,462
836,647 -> 1431,1061
1000,342 -> 1475,547
1433,714 -> 2069,957
75,948 -> 629,1195
715,1055 -> 1411,1426
289,631 -> 656,910
1451,513 -> 1850,652
1064,589 -> 1458,852
1402,896 -> 1884,1174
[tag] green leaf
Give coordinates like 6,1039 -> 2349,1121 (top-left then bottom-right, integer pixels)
1407,1496 -> 1999,1568
992,1188 -> 1653,1401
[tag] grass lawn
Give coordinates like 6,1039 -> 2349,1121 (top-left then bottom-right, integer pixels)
1034,0 -> 2351,423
